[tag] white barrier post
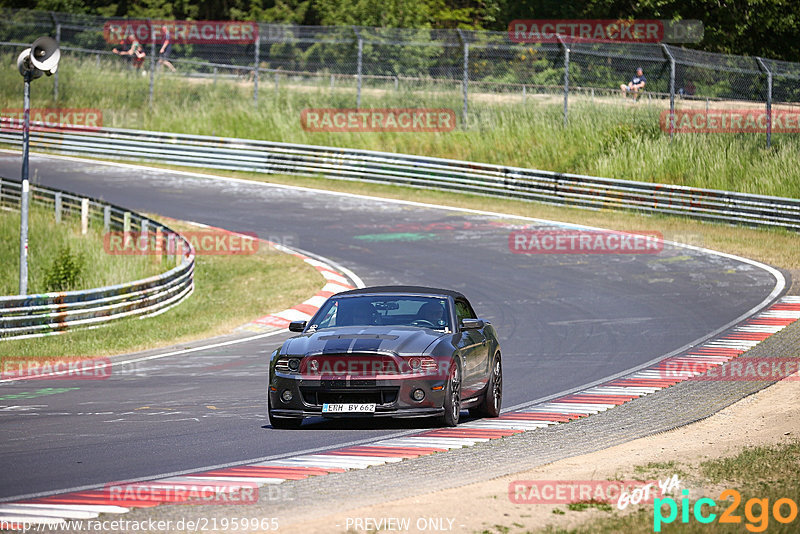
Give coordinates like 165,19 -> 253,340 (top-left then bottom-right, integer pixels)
175,236 -> 184,267
103,205 -> 110,233
154,226 -> 163,265
141,219 -> 149,255
54,192 -> 62,223
123,211 -> 131,249
81,198 -> 89,235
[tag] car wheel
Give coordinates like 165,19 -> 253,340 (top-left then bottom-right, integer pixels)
268,395 -> 303,429
439,359 -> 461,427
471,353 -> 502,418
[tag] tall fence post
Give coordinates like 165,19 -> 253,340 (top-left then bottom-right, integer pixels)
253,30 -> 260,107
148,19 -> 156,108
557,35 -> 569,127
662,44 -> 676,140
353,27 -> 363,107
457,29 -> 469,128
756,57 -> 773,148
50,13 -> 60,102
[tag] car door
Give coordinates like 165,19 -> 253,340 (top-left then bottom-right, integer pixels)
454,298 -> 490,397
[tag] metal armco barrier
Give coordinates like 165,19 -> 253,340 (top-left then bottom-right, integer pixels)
0,176 -> 194,339
0,124 -> 799,230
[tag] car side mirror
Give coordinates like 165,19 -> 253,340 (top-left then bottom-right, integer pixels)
288,320 -> 307,332
461,318 -> 484,330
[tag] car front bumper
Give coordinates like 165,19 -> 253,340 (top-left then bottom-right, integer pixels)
269,373 -> 448,419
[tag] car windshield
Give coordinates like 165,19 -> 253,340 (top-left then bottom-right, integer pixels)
310,295 -> 451,331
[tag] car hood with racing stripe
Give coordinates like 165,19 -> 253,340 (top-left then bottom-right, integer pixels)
280,326 -> 445,357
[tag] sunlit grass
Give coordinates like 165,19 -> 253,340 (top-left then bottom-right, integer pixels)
2,53 -> 797,199
0,211 -> 322,358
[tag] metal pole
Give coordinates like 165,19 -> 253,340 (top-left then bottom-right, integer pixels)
457,29 -> 468,127
559,35 -> 569,127
53,23 -> 61,102
662,44 -> 676,140
19,72 -> 31,295
148,20 -> 155,107
354,27 -> 363,108
254,34 -> 260,107
757,57 -> 772,148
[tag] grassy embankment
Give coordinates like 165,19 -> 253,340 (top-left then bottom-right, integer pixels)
0,206 -> 321,358
534,442 -> 800,533
0,54 -> 798,198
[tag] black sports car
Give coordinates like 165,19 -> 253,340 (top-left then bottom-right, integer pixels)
267,286 -> 502,428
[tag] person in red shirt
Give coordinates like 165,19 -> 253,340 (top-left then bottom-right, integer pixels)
113,33 -> 146,70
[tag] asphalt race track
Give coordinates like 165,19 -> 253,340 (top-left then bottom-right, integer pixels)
0,152 -> 783,500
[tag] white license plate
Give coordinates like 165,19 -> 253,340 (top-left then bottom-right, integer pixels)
322,403 -> 376,413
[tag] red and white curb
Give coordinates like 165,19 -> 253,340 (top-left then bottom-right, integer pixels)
240,251 -> 356,332
171,220 -> 358,332
3,296 -> 798,528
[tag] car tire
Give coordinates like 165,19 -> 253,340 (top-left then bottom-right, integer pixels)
471,352 -> 502,418
439,359 -> 461,427
268,396 -> 303,429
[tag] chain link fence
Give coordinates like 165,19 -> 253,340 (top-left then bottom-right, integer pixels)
2,9 -> 800,147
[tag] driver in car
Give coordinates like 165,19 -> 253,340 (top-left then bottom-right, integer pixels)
417,301 -> 445,327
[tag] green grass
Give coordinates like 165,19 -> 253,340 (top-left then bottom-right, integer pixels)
539,441 -> 800,533
0,204 -> 161,295
0,214 -> 323,358
566,500 -> 613,512
3,53 -> 799,199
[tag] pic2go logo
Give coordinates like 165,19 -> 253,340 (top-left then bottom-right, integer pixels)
654,489 -> 799,532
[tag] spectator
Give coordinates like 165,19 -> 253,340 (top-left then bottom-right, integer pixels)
678,80 -> 696,97
113,33 -> 146,70
158,25 -> 176,72
620,67 -> 646,99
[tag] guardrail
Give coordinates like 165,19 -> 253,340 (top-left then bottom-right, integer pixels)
0,124 -> 798,231
0,176 -> 194,339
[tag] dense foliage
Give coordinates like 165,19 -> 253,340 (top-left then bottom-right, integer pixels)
1,0 -> 797,61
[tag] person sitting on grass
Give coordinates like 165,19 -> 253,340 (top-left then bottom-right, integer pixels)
620,67 -> 646,99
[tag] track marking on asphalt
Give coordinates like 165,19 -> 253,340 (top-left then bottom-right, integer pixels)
0,150 -> 792,522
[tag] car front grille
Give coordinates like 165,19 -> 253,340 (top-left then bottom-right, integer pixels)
300,387 -> 399,406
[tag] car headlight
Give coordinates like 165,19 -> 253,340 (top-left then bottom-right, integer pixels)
402,356 -> 438,374
275,357 -> 301,373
